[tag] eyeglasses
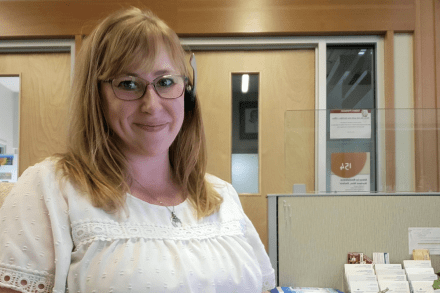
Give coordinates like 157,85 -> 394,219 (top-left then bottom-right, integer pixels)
103,75 -> 188,100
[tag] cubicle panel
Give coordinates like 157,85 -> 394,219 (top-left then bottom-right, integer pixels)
277,195 -> 440,289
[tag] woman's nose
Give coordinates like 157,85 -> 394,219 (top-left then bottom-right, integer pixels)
140,84 -> 162,112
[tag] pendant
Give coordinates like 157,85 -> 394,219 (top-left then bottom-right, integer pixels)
171,212 -> 182,227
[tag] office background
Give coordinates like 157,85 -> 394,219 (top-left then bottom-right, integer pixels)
0,0 -> 439,250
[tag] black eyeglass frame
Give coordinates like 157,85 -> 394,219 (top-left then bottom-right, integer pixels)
103,74 -> 189,101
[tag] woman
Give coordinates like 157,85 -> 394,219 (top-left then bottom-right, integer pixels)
0,7 -> 275,293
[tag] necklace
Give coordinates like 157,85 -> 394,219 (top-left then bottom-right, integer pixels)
131,176 -> 183,228
162,204 -> 183,228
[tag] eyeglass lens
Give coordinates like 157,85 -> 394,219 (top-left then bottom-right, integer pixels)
111,75 -> 186,100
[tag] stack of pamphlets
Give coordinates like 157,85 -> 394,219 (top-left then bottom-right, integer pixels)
269,287 -> 343,293
344,263 -> 379,293
373,253 -> 390,264
403,260 -> 438,293
375,263 -> 410,293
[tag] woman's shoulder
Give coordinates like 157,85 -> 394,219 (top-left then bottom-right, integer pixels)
205,173 -> 233,192
19,157 -> 59,180
204,173 -> 242,209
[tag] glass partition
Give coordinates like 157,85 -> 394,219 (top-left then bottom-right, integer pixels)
285,108 -> 440,193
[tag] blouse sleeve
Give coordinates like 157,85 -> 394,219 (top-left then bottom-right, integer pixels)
0,160 -> 73,293
225,182 -> 276,291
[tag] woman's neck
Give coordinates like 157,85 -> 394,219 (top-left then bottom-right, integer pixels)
126,152 -> 185,205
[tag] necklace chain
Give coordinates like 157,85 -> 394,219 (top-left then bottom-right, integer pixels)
131,176 -> 183,227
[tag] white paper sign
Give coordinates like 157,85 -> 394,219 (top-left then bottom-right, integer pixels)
331,174 -> 370,192
330,109 -> 371,139
408,228 -> 440,255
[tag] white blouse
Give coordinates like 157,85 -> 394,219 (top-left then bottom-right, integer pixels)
0,158 -> 275,292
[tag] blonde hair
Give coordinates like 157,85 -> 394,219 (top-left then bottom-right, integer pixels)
55,7 -> 222,218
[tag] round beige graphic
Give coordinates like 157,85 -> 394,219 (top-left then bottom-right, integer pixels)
331,152 -> 367,178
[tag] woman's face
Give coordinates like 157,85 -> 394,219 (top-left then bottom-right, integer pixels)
101,45 -> 185,158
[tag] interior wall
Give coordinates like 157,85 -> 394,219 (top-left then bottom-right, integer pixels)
0,0 -> 438,257
0,0 -> 415,37
0,1 -> 437,189
414,0 -> 439,192
394,34 -> 415,192
0,83 -> 15,154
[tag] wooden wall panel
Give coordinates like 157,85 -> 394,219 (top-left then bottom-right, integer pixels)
0,0 -> 414,37
178,0 -> 414,35
285,111 -> 315,193
0,1 -> 180,37
436,0 -> 440,186
414,0 -> 439,192
0,53 -> 71,175
384,31 -> 396,192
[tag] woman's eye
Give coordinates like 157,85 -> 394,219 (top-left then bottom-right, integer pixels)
156,78 -> 175,88
117,80 -> 139,91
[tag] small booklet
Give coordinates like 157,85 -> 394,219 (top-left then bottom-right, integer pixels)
405,268 -> 435,275
375,269 -> 406,276
410,281 -> 435,293
403,260 -> 432,269
375,264 -> 403,271
377,275 -> 407,282
349,281 -> 379,292
378,280 -> 410,293
407,274 -> 438,282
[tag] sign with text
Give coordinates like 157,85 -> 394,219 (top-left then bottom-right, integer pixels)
331,152 -> 370,192
330,109 -> 371,139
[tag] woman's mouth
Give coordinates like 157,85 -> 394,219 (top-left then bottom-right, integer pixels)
137,123 -> 168,132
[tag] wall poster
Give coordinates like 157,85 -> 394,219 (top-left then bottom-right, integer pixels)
331,152 -> 370,192
330,109 -> 371,139
0,154 -> 18,182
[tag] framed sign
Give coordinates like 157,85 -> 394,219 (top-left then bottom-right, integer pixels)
330,152 -> 370,192
330,109 -> 371,139
239,101 -> 258,140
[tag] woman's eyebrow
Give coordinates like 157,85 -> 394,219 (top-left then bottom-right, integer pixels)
119,69 -> 176,78
152,69 -> 176,76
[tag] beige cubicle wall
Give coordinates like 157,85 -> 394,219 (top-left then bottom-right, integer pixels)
268,194 -> 440,289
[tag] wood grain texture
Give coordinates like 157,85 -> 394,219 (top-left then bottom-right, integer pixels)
195,49 -> 315,248
178,0 -> 414,35
435,0 -> 440,186
384,31 -> 396,192
0,53 -> 71,175
285,111 -> 315,193
0,0 -> 415,37
278,195 -> 440,289
414,0 -> 439,192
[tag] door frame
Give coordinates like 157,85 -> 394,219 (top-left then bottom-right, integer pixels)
181,36 -> 385,193
0,39 -> 76,81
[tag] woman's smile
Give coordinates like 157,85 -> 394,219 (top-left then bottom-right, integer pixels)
135,123 -> 168,132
